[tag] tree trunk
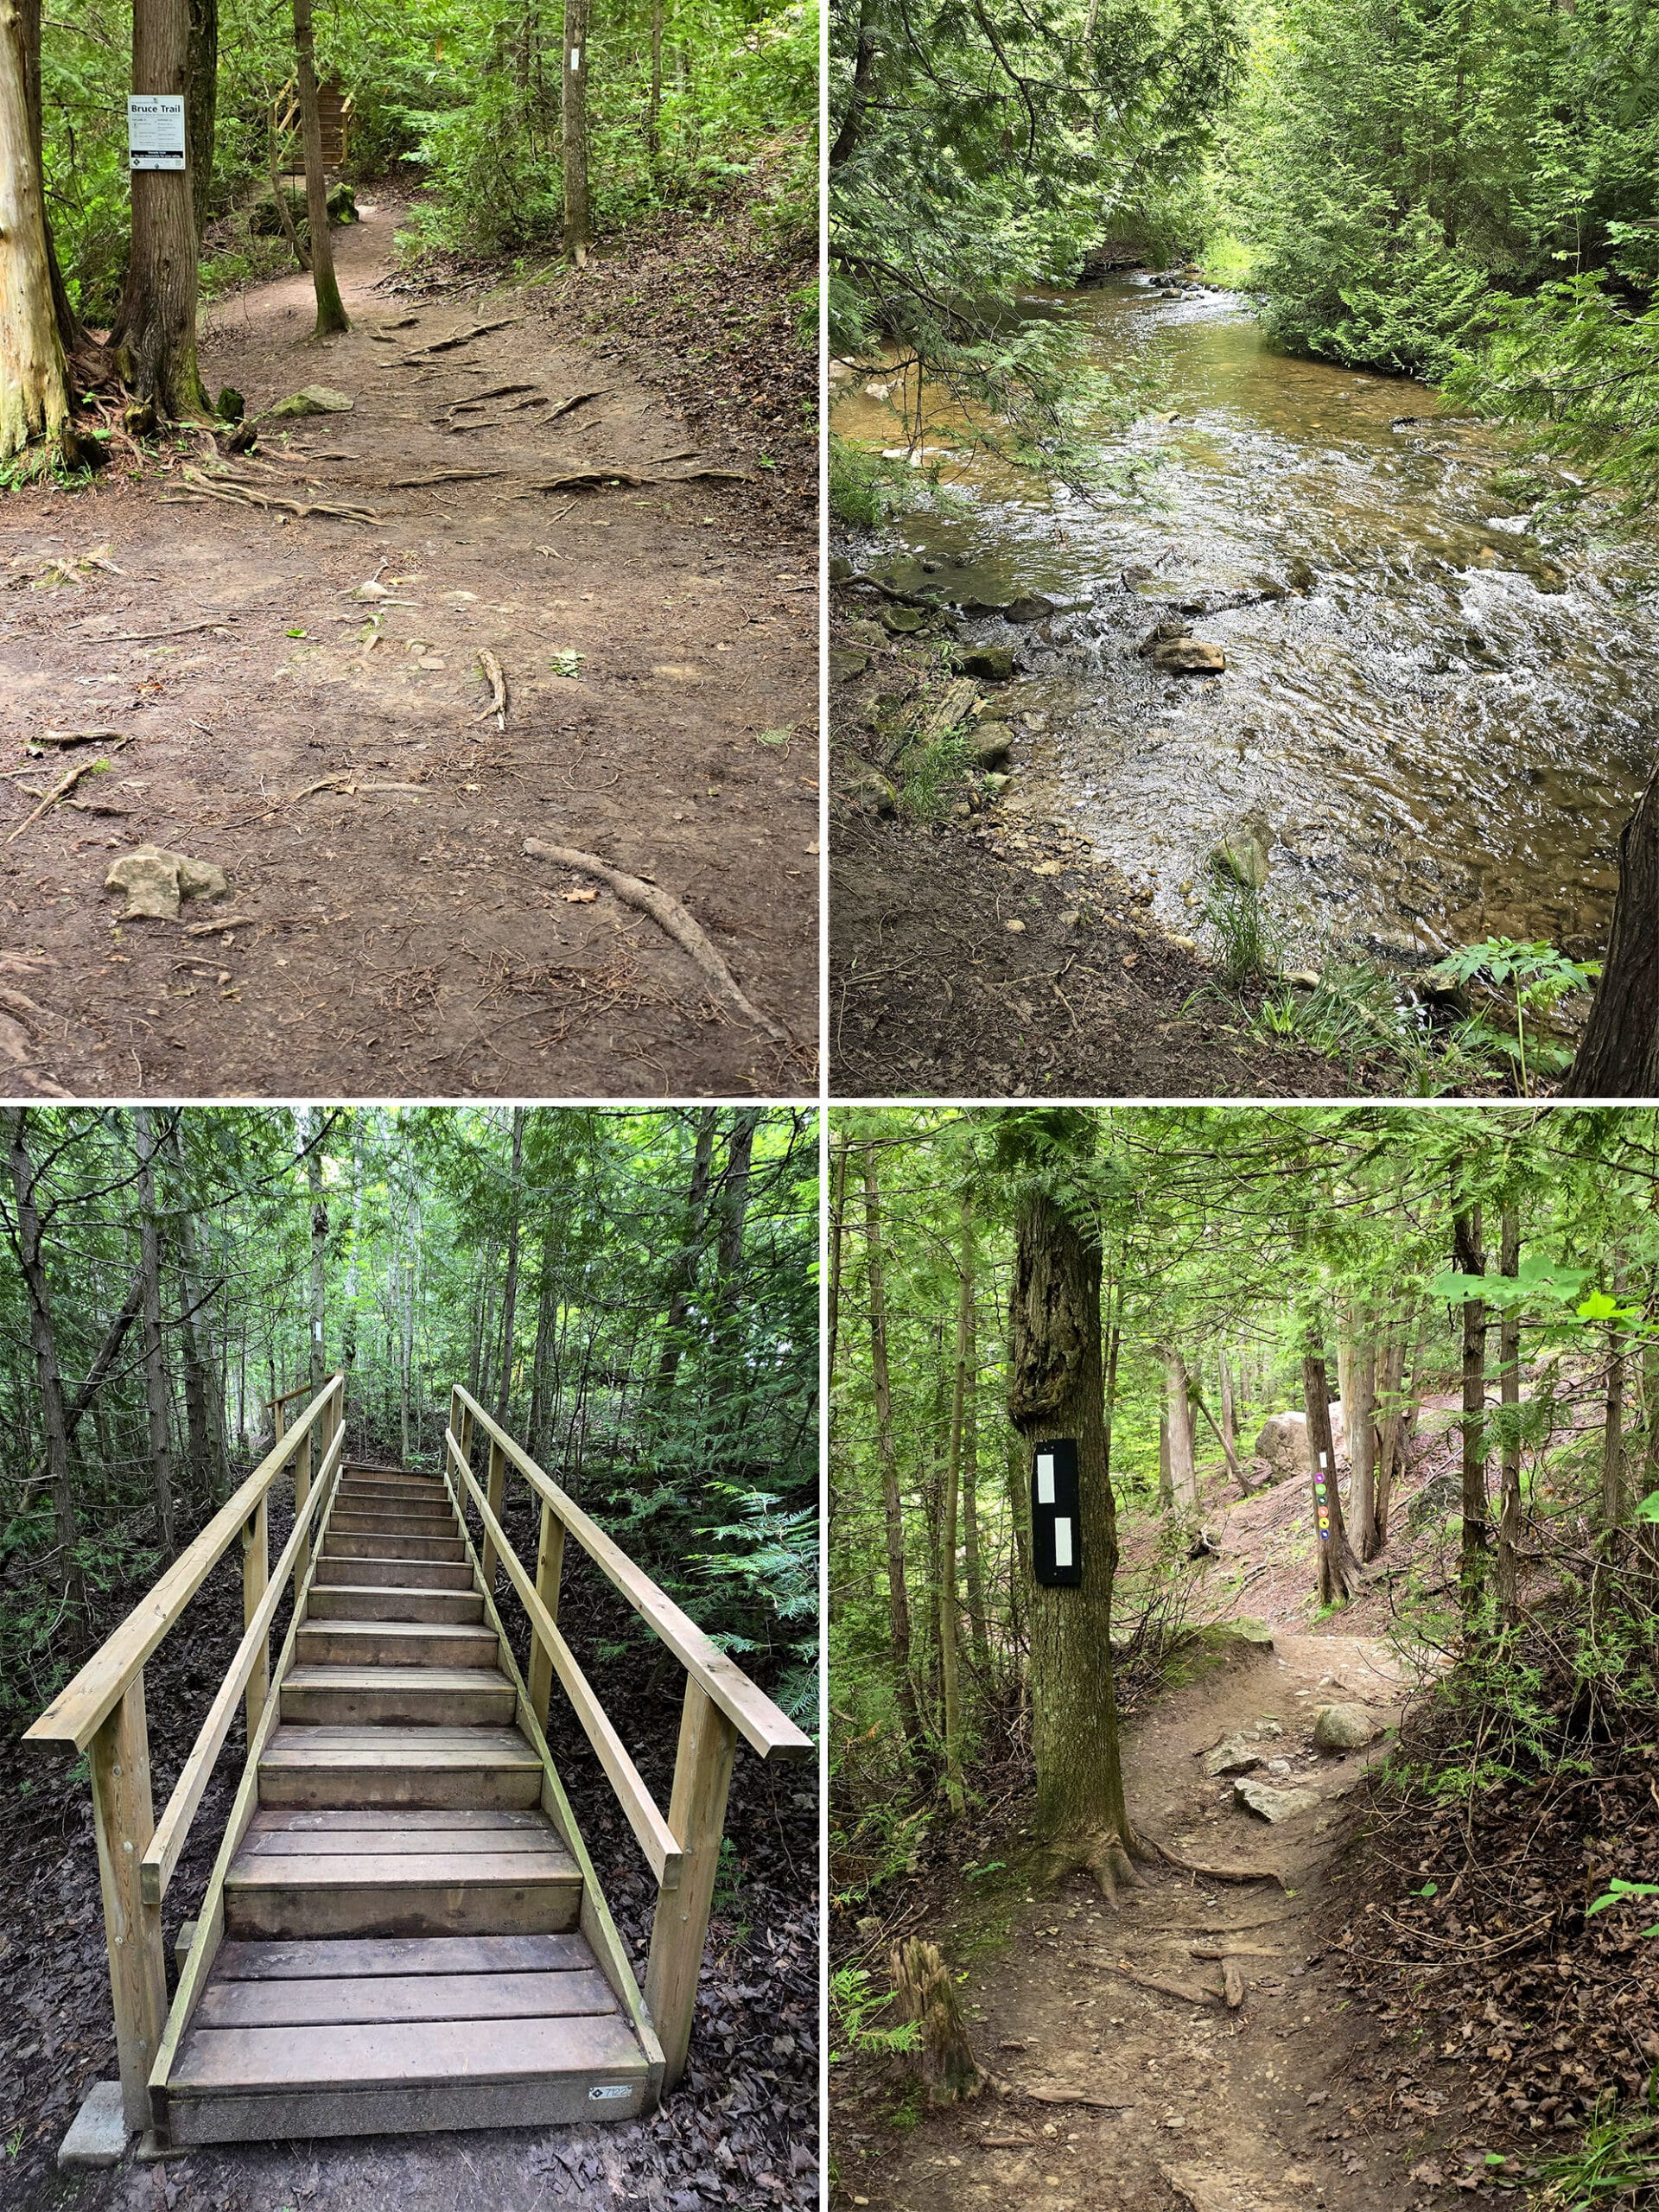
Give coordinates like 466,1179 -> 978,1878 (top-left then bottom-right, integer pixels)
960,1203 -> 988,1678
1452,1205 -> 1490,1618
1563,768 -> 1659,1096
166,1116 -> 221,1509
0,0 -> 75,467
1007,1155 -> 1143,1903
1302,1324 -> 1358,1605
827,1129 -> 847,1539
864,1146 -> 924,1763
5,1108 -> 83,1616
1192,1378 -> 1243,1491
292,0 -> 347,335
652,1108 -> 715,1409
1374,1309 -> 1412,1548
1162,1346 -> 1198,1512
113,0 -> 208,423
1497,1205 -> 1522,1622
1219,1352 -> 1236,1459
185,0 -> 216,238
526,1217 -> 559,1463
562,0 -> 592,262
940,1187 -> 974,1815
1602,1253 -> 1630,1538
306,1110 -> 327,1393
1349,1326 -> 1381,1561
645,0 -> 663,164
495,1108 -> 525,1426
134,1107 -> 176,1558
267,99 -> 308,270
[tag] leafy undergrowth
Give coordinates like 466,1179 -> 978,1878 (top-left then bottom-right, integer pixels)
1331,1605 -> 1659,2205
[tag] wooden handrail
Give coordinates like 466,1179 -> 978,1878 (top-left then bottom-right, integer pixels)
142,1420 -> 346,1904
24,1373 -> 346,2136
445,1384 -> 812,2088
28,1375 -> 346,1753
449,1384 -> 813,1764
443,1429 -> 682,1885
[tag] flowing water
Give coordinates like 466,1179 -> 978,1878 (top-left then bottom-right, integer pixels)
833,278 -> 1659,968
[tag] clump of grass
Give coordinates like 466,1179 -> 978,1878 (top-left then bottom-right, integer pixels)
1251,957 -> 1505,1094
896,732 -> 973,821
1201,876 -> 1283,988
1534,2077 -> 1659,2207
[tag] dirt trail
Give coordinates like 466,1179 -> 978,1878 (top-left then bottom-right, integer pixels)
836,1632 -> 1430,2212
0,200 -> 817,1097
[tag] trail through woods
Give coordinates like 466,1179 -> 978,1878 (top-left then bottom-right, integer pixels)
837,1630 -> 1421,2211
0,200 -> 817,1097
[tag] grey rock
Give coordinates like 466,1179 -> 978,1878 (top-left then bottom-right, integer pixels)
1234,1777 -> 1321,1823
845,767 -> 897,817
1006,594 -> 1056,624
1204,1735 -> 1263,1778
962,646 -> 1015,682
971,725 -> 1014,768
105,846 -> 228,923
59,2082 -> 126,2171
829,554 -> 855,581
830,648 -> 870,684
1313,1702 -> 1383,1753
266,385 -> 355,418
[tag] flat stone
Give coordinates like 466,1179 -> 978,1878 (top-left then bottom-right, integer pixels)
1235,1777 -> 1320,1823
266,385 -> 355,417
58,2081 -> 127,2171
105,845 -> 228,922
830,648 -> 870,683
962,646 -> 1015,682
880,605 -> 925,635
1313,1701 -> 1384,1752
1204,1735 -> 1263,1778
1006,594 -> 1055,623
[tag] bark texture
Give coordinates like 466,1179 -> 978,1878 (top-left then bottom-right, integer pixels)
0,0 -> 74,466
1008,1176 -> 1141,1900
1563,769 -> 1659,1096
562,0 -> 592,260
114,0 -> 209,422
293,0 -> 348,335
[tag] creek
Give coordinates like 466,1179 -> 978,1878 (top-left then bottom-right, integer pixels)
833,277 -> 1659,971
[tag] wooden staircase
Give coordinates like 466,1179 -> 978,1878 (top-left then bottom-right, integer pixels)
28,1378 -> 811,2154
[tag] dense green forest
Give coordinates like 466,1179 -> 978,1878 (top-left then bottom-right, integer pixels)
830,1105 -> 1659,2205
0,1103 -> 818,1725
2,0 -> 812,466
829,0 -> 1659,500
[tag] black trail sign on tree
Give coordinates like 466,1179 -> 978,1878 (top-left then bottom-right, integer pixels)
1031,1438 -> 1082,1586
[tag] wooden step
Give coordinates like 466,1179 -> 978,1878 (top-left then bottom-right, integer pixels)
313,1554 -> 474,1592
340,1469 -> 440,1493
323,1530 -> 466,1562
296,1618 -> 499,1669
329,1508 -> 459,1535
281,1665 -> 516,1727
307,1583 -> 485,1625
258,1725 -> 543,1809
224,1808 -> 581,1938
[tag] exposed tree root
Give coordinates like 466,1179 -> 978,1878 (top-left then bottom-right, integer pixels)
1140,1829 -> 1288,1887
523,836 -> 787,1043
1041,1822 -> 1155,1907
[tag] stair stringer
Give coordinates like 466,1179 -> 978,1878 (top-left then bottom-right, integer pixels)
146,1451 -> 348,2146
438,1453 -> 668,2108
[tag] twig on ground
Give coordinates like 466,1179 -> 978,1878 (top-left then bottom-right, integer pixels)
7,739 -> 132,842
475,650 -> 508,729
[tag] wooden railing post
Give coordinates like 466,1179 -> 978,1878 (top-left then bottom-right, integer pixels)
89,1673 -> 168,2134
644,1677 -> 740,2088
524,1497 -> 566,1732
290,1421 -> 314,1589
241,1490 -> 269,1735
479,1436 -> 506,1591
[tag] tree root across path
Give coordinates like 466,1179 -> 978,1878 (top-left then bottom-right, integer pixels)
1039,1821 -> 1157,1906
523,836 -> 788,1044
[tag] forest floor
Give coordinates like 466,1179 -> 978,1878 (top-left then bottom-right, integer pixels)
830,607 -> 1370,1099
1,1454 -> 817,2212
0,193 -> 818,1098
830,1421 -> 1602,2212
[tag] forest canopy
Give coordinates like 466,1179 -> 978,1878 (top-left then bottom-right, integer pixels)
0,1103 -> 819,1728
828,0 -> 1659,505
